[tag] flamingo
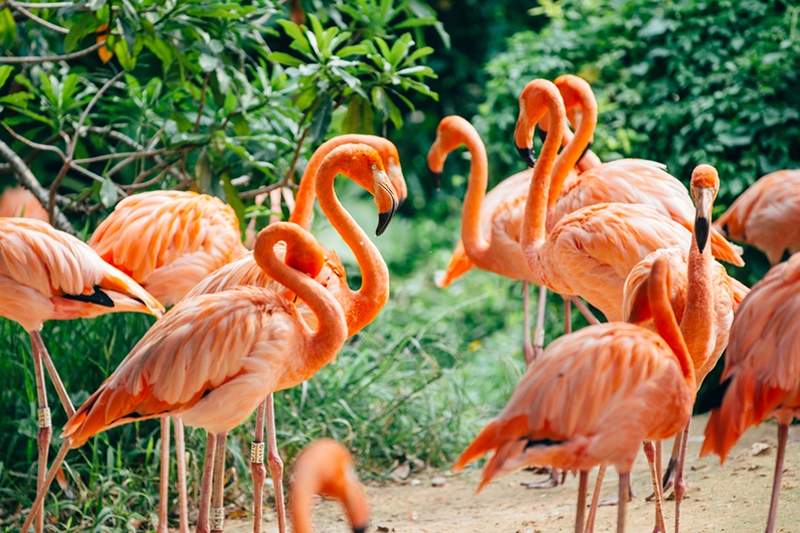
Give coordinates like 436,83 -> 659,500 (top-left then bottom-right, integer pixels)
516,74 -> 745,268
716,169 -> 800,265
186,142 -> 398,533
0,186 -> 49,221
701,252 -> 800,533
0,218 -> 163,533
289,439 -> 369,533
427,116 -> 593,368
20,220 -> 349,532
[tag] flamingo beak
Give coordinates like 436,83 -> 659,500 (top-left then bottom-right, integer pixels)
694,188 -> 714,253
431,171 -> 442,190
376,189 -> 398,236
516,145 -> 536,167
578,139 -> 593,162
352,527 -> 367,533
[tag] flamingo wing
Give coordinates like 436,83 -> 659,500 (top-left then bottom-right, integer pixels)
456,323 -> 688,488
702,253 -> 800,461
90,191 -> 246,305
62,286 -> 301,445
0,187 -> 49,221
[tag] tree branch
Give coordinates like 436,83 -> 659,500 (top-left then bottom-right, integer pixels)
10,1 -> 69,33
0,42 -> 102,64
0,138 -> 74,233
13,2 -> 74,7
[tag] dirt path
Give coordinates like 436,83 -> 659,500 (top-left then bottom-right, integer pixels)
230,415 -> 799,532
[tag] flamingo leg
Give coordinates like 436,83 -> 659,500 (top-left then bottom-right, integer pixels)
174,418 -> 189,533
572,298 -> 601,325
197,433 -> 216,533
673,425 -> 689,533
29,332 -> 51,533
158,417 -> 171,533
31,332 -> 74,417
265,395 -> 287,533
662,434 -> 681,493
643,441 -> 666,533
533,285 -> 548,361
584,465 -> 605,533
522,282 -> 535,365
575,470 -> 588,533
210,432 -> 228,533
250,399 -> 267,533
765,423 -> 788,533
617,472 -> 630,533
21,440 -> 70,533
564,296 -> 572,334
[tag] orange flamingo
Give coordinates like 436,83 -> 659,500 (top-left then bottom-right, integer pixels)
701,252 -> 800,533
0,187 -> 49,221
716,169 -> 800,265
514,79 -> 694,323
289,439 -> 369,533
20,221 -> 349,533
516,74 -> 744,268
0,218 -> 163,533
427,116 -> 594,367
187,143 -> 398,533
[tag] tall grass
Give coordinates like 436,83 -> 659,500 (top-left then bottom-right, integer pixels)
0,196 -> 574,531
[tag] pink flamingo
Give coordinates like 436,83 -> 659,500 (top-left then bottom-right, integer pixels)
20,220 -> 349,533
0,187 -> 49,221
0,218 -> 163,533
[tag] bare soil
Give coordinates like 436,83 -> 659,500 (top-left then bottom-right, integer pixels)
230,414 -> 799,532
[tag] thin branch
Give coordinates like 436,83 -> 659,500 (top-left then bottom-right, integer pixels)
194,72 -> 210,131
67,162 -> 105,182
2,123 -> 65,158
0,42 -> 102,64
10,1 -> 69,33
69,71 -> 123,158
107,126 -> 164,177
238,180 -> 295,200
72,149 -> 166,165
0,138 -> 75,233
13,2 -> 74,7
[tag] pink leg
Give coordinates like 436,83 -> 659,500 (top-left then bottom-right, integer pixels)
643,441 -> 666,533
662,433 -> 681,493
575,470 -> 588,533
584,465 -> 605,533
251,400 -> 268,533
765,424 -> 788,533
196,433 -> 216,533
266,395 -> 287,533
174,418 -> 189,533
29,333 -> 51,533
617,472 -> 630,533
522,282 -> 535,365
533,285 -> 548,361
564,296 -> 572,335
31,332 -> 74,417
158,417 -> 171,533
210,432 -> 228,533
21,441 -> 70,532
573,298 -> 601,325
673,425 -> 689,533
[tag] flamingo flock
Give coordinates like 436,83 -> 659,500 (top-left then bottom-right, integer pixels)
1,73 -> 797,533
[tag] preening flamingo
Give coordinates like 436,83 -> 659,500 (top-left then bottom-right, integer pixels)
289,439 -> 369,533
453,241 -> 709,532
187,142 -> 398,533
0,218 -> 163,533
716,169 -> 800,265
0,186 -> 49,221
702,252 -> 800,533
20,221 -> 349,533
515,79 -> 693,323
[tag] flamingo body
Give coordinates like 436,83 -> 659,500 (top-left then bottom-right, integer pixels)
0,187 -> 49,221
90,190 -> 247,306
716,170 -> 800,264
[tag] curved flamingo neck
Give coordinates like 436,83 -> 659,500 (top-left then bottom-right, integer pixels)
520,98 -> 566,249
679,225 -> 715,377
458,126 -> 491,262
291,134 -> 379,229
253,225 -> 345,358
316,161 -> 389,336
648,259 -> 697,390
548,91 -> 597,206
289,487 -> 315,533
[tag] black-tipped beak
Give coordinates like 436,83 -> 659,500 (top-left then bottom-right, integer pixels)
516,145 -> 535,168
352,526 -> 367,533
376,196 -> 397,236
431,171 -> 442,190
695,216 -> 710,253
578,140 -> 593,162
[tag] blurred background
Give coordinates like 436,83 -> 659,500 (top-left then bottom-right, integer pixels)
1,0 -> 799,529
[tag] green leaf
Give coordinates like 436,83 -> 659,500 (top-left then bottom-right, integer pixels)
277,19 -> 310,54
59,74 -> 80,111
223,89 -> 237,115
267,52 -> 303,67
64,14 -> 96,52
0,66 -> 13,91
0,8 -> 16,49
195,149 -> 212,192
99,177 -> 118,207
342,95 -> 374,134
38,72 -> 57,107
221,172 -> 247,231
308,97 -> 332,143
199,53 -> 219,72
112,37 -> 136,71
144,36 -> 174,71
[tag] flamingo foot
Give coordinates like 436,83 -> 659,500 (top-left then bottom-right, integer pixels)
521,468 -> 560,489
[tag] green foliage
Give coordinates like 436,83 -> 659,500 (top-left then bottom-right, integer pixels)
0,0 -> 439,224
478,0 -> 800,205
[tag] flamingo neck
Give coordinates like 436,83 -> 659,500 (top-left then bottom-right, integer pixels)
548,96 -> 597,206
459,127 -> 491,262
648,259 -> 697,390
290,134 -> 377,229
253,227 -> 345,358
316,164 -> 389,336
520,102 -> 565,250
679,232 -> 715,379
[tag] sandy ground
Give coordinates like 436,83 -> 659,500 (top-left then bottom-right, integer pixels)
229,414 -> 799,532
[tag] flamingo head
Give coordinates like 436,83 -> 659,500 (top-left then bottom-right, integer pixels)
690,164 -> 720,253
